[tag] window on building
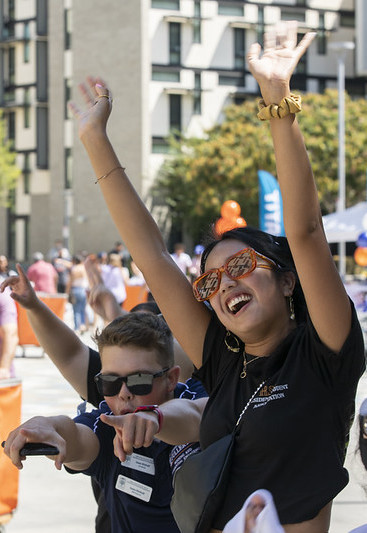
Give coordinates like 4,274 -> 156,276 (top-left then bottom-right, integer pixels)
65,78 -> 72,118
169,94 -> 181,131
318,13 -> 326,55
24,41 -> 30,63
24,89 -> 30,128
36,41 -> 48,101
218,74 -> 243,86
218,2 -> 243,16
233,95 -> 246,105
8,47 -> 15,85
6,0 -> 15,37
295,0 -> 306,5
346,79 -> 366,99
152,68 -> 180,82
292,73 -> 306,92
65,148 -> 73,189
7,214 -> 29,261
295,33 -> 306,74
8,0 -> 15,19
318,79 -> 326,93
7,192 -> 16,260
257,6 -> 264,48
339,11 -> 354,28
193,0 -> 201,44
193,72 -> 201,114
23,153 -> 30,194
36,0 -> 48,35
152,0 -> 180,8
152,136 -> 170,154
8,111 -> 15,142
281,10 -> 305,23
36,107 -> 48,168
64,9 -> 72,50
169,22 -> 181,65
234,27 -> 245,70
24,22 -> 30,63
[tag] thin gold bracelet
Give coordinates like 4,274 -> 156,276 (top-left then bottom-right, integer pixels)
95,166 -> 125,184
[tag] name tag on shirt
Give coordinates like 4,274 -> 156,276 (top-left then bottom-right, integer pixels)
115,475 -> 153,502
122,452 -> 155,475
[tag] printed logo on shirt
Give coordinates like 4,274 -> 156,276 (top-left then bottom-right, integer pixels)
169,442 -> 201,476
252,383 -> 288,409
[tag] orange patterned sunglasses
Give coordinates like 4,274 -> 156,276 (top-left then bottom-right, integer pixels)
192,247 -> 276,302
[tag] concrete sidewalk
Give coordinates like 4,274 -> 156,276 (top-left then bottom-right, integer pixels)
2,345 -> 367,532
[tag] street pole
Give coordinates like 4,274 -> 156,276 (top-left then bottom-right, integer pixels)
329,41 -> 355,279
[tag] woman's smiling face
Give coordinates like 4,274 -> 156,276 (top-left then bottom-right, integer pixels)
204,239 -> 293,345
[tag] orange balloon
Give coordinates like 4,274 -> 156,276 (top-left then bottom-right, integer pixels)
215,217 -> 237,235
354,247 -> 367,267
235,217 -> 247,228
221,200 -> 241,219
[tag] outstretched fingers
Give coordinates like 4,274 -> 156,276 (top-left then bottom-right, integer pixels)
295,31 -> 317,60
246,42 -> 262,65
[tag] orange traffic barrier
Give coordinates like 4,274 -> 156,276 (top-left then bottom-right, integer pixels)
0,379 -> 21,524
122,285 -> 149,312
16,293 -> 67,349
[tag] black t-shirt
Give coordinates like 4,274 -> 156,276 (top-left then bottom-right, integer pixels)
193,301 -> 366,528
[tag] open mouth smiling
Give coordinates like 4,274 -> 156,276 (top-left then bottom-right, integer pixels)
226,294 -> 251,314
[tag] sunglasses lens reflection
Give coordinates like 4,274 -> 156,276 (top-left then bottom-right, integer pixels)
95,373 -> 154,396
195,250 -> 254,301
227,251 -> 253,278
195,271 -> 219,300
127,374 -> 154,396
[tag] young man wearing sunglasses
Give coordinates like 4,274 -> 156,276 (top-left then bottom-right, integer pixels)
3,312 -> 206,533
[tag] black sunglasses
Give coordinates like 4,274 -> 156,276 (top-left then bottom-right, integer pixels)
94,368 -> 170,397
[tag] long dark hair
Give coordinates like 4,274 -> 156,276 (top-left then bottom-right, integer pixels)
200,226 -> 307,323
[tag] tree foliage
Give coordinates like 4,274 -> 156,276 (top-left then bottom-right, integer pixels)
0,111 -> 21,207
153,90 -> 367,243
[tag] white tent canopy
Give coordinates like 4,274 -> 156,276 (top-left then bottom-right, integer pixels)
322,202 -> 367,243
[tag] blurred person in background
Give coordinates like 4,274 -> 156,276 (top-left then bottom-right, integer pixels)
0,283 -> 18,379
189,244 -> 205,283
53,248 -> 72,294
27,252 -> 58,294
0,255 -> 17,283
67,255 -> 89,334
170,243 -> 192,279
101,253 -> 127,306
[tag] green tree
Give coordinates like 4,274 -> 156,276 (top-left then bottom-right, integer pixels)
0,111 -> 21,207
153,90 -> 367,243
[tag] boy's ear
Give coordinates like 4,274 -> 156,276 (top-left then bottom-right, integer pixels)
166,366 -> 180,392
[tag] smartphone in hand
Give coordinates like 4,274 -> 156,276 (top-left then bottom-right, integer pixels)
2,441 -> 59,456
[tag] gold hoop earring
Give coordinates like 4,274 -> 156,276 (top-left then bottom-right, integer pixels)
224,330 -> 240,353
289,296 -> 296,321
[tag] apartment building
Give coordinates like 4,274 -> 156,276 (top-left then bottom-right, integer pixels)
0,0 -> 365,260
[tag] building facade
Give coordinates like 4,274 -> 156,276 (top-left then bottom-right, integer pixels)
0,0 -> 365,260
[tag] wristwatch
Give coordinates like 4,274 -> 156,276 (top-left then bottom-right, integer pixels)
133,405 -> 163,432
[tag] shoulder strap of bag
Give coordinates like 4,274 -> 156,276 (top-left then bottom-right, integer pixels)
234,379 -> 266,432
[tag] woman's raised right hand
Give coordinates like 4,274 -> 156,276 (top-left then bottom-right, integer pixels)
68,76 -> 112,142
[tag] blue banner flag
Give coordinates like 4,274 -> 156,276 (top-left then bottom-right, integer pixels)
257,170 -> 285,236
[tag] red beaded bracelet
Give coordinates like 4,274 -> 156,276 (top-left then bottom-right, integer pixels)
133,404 -> 163,433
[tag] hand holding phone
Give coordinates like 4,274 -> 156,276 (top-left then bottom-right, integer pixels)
2,440 -> 59,456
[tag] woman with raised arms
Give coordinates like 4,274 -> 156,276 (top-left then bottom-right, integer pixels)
69,22 -> 365,533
